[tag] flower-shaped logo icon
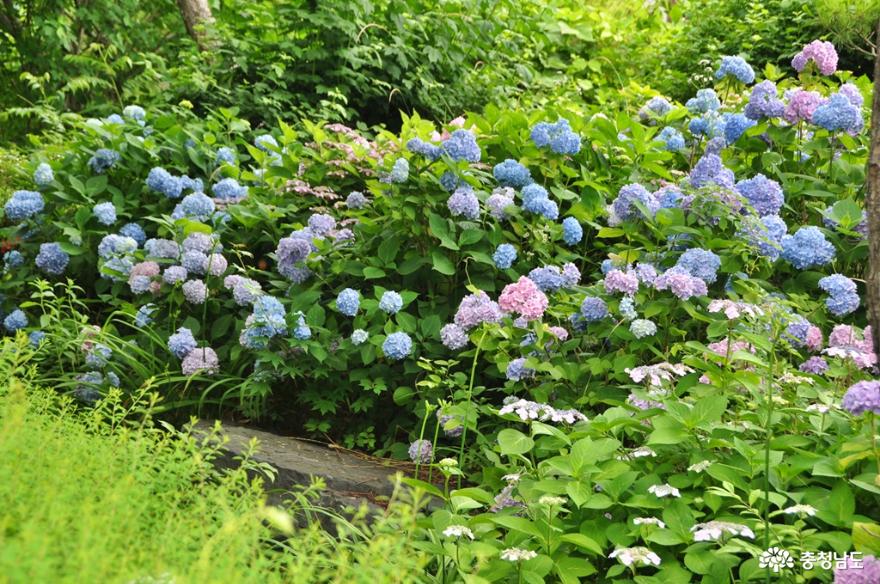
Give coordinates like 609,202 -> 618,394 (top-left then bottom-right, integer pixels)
759,547 -> 794,573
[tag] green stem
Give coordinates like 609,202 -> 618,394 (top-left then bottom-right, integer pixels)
457,329 -> 488,488
414,400 -> 430,479
763,342 -> 777,584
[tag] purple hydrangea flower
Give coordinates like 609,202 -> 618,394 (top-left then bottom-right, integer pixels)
182,279 -> 207,304
447,186 -> 480,219
841,380 -> 880,415
639,96 -> 673,120
783,89 -> 823,124
612,183 -> 659,221
604,269 -> 639,295
689,151 -> 735,189
561,262 -> 581,287
580,297 -> 608,321
653,266 -> 708,300
163,265 -> 188,284
799,356 -> 829,374
486,188 -> 516,220
408,439 -> 433,464
744,81 -> 785,120
181,347 -> 220,375
307,213 -> 337,236
440,323 -> 469,350
454,291 -> 502,330
792,40 -> 838,75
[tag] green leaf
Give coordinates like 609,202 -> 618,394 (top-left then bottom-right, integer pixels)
559,533 -> 603,555
497,428 -> 534,456
597,227 -> 624,238
459,229 -> 483,246
853,522 -> 880,555
377,237 -> 402,264
688,395 -> 727,428
431,251 -> 456,275
363,267 -> 386,279
210,314 -> 233,339
491,515 -> 543,538
305,304 -> 326,327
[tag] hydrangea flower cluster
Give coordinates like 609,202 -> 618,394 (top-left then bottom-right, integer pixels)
657,126 -> 686,151
345,191 -> 368,209
441,130 -> 481,162
744,81 -> 784,120
685,88 -> 721,114
88,149 -> 120,174
5,190 -> 45,221
530,118 -> 581,154
408,439 -> 433,464
528,264 -> 579,292
611,183 -> 659,222
454,291 -> 503,330
818,274 -> 859,317
783,89 -> 822,123
181,347 -> 220,376
406,137 -> 442,161
493,244 -> 517,269
493,159 -> 532,188
486,188 -> 515,220
378,290 -> 403,314
580,297 -> 608,321
93,202 -> 117,225
498,277 -> 548,321
638,96 -> 673,120
240,296 -> 288,349
383,331 -> 413,360
675,248 -> 721,283
34,163 -> 54,186
498,397 -> 587,424
604,269 -> 639,295
35,242 -> 70,275
167,327 -> 197,359
440,323 -> 469,350
447,186 -> 480,220
653,267 -> 708,300
521,184 -> 558,220
505,358 -> 534,381
791,40 -> 838,75
561,217 -> 583,246
841,380 -> 880,415
715,55 -> 755,84
781,226 -> 835,269
739,214 -> 787,260
812,92 -> 863,134
630,319 -> 657,339
336,288 -> 360,316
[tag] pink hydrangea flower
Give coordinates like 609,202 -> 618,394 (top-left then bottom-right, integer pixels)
792,40 -> 838,75
604,269 -> 639,295
783,89 -> 822,123
498,277 -> 548,321
805,325 -> 823,352
824,325 -> 877,369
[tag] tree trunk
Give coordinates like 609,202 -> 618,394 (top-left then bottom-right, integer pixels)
176,0 -> 214,51
866,18 -> 880,353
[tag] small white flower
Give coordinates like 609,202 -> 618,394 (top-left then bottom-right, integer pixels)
442,525 -> 474,540
618,446 -> 657,460
806,403 -> 831,414
633,517 -> 666,528
502,473 -> 522,484
690,521 -> 755,542
500,548 -> 538,562
537,495 -> 567,507
608,546 -> 662,567
648,483 -> 681,498
687,460 -> 712,473
782,504 -> 817,516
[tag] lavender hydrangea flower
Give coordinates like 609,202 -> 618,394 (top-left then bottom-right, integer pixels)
604,269 -> 639,295
454,291 -> 502,330
493,243 -> 517,269
506,358 -> 535,381
98,234 -> 137,259
580,297 -> 608,321
799,356 -> 829,374
181,251 -> 209,275
781,226 -> 835,269
181,347 -> 219,375
34,163 -> 54,186
784,89 -> 823,124
447,186 -> 480,219
88,149 -> 120,174
685,89 -> 721,114
276,236 -> 312,280
819,274 -> 859,316
383,332 -> 413,360
336,288 -> 360,316
561,217 -> 583,245
35,243 -> 69,275
676,248 -> 721,283
168,327 -> 197,359
561,262 -> 580,287
182,279 -> 207,304
406,137 -> 442,160
408,439 -> 433,464
612,183 -> 659,221
441,130 -> 481,162
834,554 -> 880,583
440,323 -> 469,350
841,380 -> 880,415
307,213 -> 337,236
379,290 -> 403,314
345,191 -> 368,209
163,265 -> 188,285
3,309 -> 27,332
715,55 -> 755,84
653,266 -> 708,300
736,175 -> 784,216
839,83 -> 864,108
205,253 -> 227,277
493,159 -> 532,188
212,178 -> 248,200
530,118 -> 581,154
792,40 -> 838,75
689,151 -> 735,189
744,81 -> 785,120
5,190 -> 45,221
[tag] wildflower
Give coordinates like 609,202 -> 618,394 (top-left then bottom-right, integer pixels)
88,149 -> 120,174
408,439 -> 433,463
691,521 -> 755,541
345,191 -> 368,209
499,277 -> 548,321
212,178 -> 248,200
608,547 -> 662,567
800,356 -> 829,374
630,319 -> 657,339
499,398 -> 587,423
792,40 -> 838,75
35,243 -> 69,275
841,381 -> 880,415
715,55 -> 755,84
819,274 -> 859,316
182,280 -> 207,304
561,217 -> 583,245
379,290 -> 403,314
611,183 -> 658,221
744,81 -> 785,120
813,93 -> 863,134
537,495 -> 567,507
5,190 -> 45,221
530,118 -> 581,154
336,288 -> 360,316
634,517 -> 667,528
351,329 -> 369,345
493,244 -> 517,269
383,332 -> 413,360
580,297 -> 608,321
493,159 -> 532,188
92,202 -> 117,225
3,309 -> 27,332
685,88 -> 721,114
500,548 -> 537,562
34,163 -> 54,186
441,129 -> 481,162
442,525 -> 474,539
648,484 -> 681,498
168,327 -> 197,359
447,186 -> 480,220
781,226 -> 835,269
181,347 -> 219,375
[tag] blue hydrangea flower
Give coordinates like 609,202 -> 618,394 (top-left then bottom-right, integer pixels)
146,167 -> 183,199
345,191 -> 368,209
135,304 -> 157,327
215,147 -> 236,165
255,134 -> 278,151
529,266 -> 566,292
530,118 -> 581,154
351,329 -> 369,345
493,244 -> 517,269
638,96 -> 673,120
88,149 -> 120,174
3,309 -> 27,332
28,330 -> 46,347
735,174 -> 784,215
630,319 -> 658,339
619,296 -> 637,320
493,159 -> 532,188
93,202 -> 117,225
5,190 -> 45,221
689,112 -> 726,138
441,130 -> 481,162
118,223 -> 146,246
292,313 -> 311,340
812,93 -> 863,133
168,327 -> 197,359
212,178 -> 248,200
379,290 -> 404,314
97,235 -> 136,260
740,214 -> 787,260
781,226 -> 836,269
337,288 -> 360,316
144,238 -> 180,259
85,344 -> 112,369
505,357 -> 535,381
383,332 -> 413,360
182,232 -> 220,254
722,113 -> 756,144
656,186 -> 685,209
561,217 -> 583,245
818,274 -> 859,316
580,297 -> 608,321
34,163 -> 54,186
240,296 -> 288,348
439,171 -> 464,192
179,176 -> 203,193
685,88 -> 721,114
181,251 -> 209,275
101,256 -> 134,281
3,250 -> 23,270
123,105 -> 145,121
105,114 -> 125,125
744,81 -> 785,120
307,213 -> 336,236
657,126 -> 686,151
536,198 -> 558,221
675,248 -> 721,283
182,279 -> 207,304
447,186 -> 480,220
715,56 -> 755,84
521,183 -> 549,213
689,152 -> 735,189
35,242 -> 69,275
612,183 -> 659,221
406,137 -> 442,160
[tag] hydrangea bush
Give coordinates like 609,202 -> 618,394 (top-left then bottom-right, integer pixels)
2,41 -> 879,582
